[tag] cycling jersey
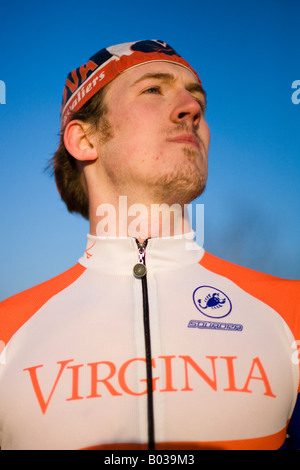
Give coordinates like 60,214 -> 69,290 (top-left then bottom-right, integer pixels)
0,233 -> 300,450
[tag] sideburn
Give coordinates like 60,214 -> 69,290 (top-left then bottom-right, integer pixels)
96,107 -> 115,144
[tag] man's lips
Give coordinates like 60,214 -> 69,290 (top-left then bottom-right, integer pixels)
166,134 -> 201,150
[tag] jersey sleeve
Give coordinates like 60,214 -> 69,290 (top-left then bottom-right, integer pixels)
0,263 -> 86,346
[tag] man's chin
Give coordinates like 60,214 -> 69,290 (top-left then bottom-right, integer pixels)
153,169 -> 207,206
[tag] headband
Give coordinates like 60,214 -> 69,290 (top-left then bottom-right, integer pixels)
60,40 -> 201,128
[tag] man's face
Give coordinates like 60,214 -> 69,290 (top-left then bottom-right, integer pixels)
93,61 -> 210,206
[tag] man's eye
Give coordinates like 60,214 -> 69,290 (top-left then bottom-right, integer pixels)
194,98 -> 206,113
143,86 -> 161,94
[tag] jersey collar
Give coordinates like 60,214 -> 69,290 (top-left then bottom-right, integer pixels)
78,231 -> 204,274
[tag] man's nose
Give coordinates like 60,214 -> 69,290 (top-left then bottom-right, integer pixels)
170,90 -> 202,128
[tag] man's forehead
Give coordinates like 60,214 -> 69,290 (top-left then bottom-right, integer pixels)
114,61 -> 200,87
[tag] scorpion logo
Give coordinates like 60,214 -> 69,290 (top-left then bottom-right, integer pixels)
193,285 -> 232,319
198,292 -> 226,310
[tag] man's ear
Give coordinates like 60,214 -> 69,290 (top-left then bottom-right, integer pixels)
63,120 -> 98,162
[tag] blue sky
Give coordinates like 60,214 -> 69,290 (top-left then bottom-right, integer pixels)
0,0 -> 299,300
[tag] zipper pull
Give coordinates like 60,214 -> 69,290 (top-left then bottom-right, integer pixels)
133,240 -> 148,278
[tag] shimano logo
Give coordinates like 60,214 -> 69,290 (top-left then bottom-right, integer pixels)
188,319 -> 243,332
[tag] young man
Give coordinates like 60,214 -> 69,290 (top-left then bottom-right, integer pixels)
0,40 -> 299,450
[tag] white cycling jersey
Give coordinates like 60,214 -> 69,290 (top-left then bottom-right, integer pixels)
0,233 -> 299,450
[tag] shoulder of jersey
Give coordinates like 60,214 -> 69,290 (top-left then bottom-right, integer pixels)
0,263 -> 86,345
200,251 -> 300,335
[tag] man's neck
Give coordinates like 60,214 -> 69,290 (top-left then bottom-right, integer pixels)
88,195 -> 192,239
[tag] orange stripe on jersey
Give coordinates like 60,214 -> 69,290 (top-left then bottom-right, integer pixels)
199,252 -> 300,339
199,253 -> 300,392
0,263 -> 86,345
81,426 -> 287,450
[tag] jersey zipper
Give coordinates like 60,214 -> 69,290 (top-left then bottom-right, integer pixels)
133,239 -> 155,451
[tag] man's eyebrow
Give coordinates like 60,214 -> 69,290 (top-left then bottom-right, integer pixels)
185,83 -> 207,107
130,71 -> 207,107
130,72 -> 176,86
